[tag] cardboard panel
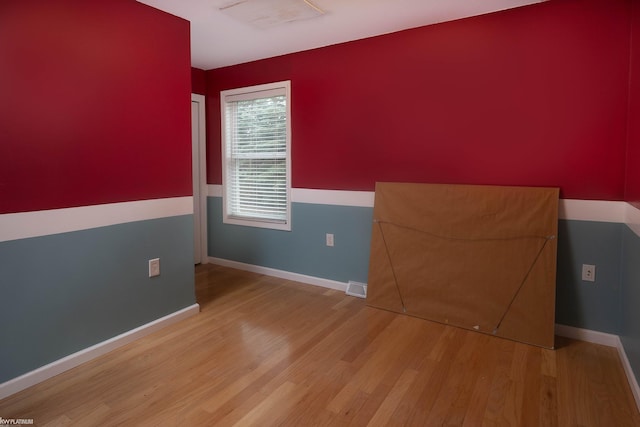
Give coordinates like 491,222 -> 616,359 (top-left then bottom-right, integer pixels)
367,182 -> 559,348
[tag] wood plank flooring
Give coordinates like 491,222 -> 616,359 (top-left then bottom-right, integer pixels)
1,263 -> 639,426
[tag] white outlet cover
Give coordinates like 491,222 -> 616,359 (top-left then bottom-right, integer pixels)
326,233 -> 334,247
581,264 -> 595,282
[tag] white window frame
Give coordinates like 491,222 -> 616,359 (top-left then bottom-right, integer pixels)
220,81 -> 292,231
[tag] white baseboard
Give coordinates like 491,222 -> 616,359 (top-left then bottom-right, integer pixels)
555,324 -> 640,412
554,324 -> 620,347
616,336 -> 640,412
207,257 -> 348,292
0,304 -> 200,400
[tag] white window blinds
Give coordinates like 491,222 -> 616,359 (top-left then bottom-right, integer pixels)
221,82 -> 291,230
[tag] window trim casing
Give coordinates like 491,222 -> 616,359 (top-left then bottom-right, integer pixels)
220,80 -> 292,231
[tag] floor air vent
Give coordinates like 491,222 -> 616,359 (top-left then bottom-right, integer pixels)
346,281 -> 367,299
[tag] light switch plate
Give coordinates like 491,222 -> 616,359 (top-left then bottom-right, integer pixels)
149,258 -> 160,277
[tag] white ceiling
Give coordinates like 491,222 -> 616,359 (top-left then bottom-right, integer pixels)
137,0 -> 545,70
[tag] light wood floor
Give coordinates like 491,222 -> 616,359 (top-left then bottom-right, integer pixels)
1,264 -> 639,426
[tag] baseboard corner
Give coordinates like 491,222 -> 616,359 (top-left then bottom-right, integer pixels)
554,324 -> 619,347
615,336 -> 640,414
554,324 -> 640,413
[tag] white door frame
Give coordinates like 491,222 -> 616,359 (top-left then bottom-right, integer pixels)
192,93 -> 208,264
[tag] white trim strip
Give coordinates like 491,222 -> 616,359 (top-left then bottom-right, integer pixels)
559,199 -> 626,223
208,185 -> 374,208
208,257 -> 348,292
208,184 -> 223,197
0,304 -> 200,400
625,203 -> 640,238
292,188 -> 375,207
0,197 -> 194,243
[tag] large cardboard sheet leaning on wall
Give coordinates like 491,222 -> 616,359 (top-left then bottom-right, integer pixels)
367,182 -> 559,348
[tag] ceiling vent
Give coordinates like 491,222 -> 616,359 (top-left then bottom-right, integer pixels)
219,0 -> 325,29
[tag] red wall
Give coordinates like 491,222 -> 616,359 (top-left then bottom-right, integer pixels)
206,0 -> 631,200
0,1 -> 192,214
627,0 -> 640,208
192,67 -> 207,95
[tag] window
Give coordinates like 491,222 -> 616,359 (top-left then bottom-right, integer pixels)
221,81 -> 291,230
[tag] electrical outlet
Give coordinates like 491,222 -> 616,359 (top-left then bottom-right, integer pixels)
326,233 -> 334,247
581,264 -> 595,282
149,258 -> 160,277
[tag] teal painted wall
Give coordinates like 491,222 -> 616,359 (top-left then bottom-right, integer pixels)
555,220 -> 622,333
621,225 -> 640,386
208,198 -> 372,283
0,215 -> 195,383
